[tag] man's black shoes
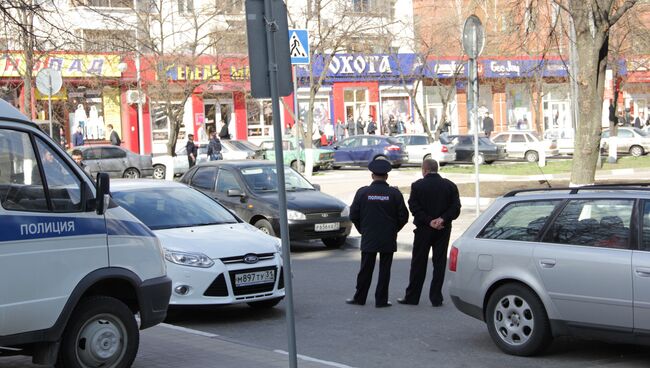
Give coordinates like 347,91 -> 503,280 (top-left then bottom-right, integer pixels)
375,301 -> 392,308
345,298 -> 365,306
396,297 -> 418,305
431,301 -> 443,307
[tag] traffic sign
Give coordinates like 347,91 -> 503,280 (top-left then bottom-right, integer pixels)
462,15 -> 485,59
288,29 -> 309,64
35,68 -> 63,96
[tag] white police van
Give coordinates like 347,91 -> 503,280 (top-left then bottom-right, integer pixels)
0,99 -> 171,367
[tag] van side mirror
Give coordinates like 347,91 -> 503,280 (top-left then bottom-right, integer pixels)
312,184 -> 321,191
96,173 -> 111,215
227,189 -> 243,197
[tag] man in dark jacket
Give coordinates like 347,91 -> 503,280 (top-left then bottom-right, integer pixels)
346,115 -> 356,136
346,158 -> 409,308
397,158 -> 461,307
107,124 -> 121,146
186,133 -> 197,168
207,131 -> 222,160
483,114 -> 494,138
367,115 -> 377,135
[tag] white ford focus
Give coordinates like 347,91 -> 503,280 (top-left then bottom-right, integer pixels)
111,180 -> 285,309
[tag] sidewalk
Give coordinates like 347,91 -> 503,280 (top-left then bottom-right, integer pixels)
0,323 -> 351,368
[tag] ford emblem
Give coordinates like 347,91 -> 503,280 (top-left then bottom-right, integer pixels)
243,254 -> 259,264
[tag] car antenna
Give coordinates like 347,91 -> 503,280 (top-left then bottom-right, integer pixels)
536,161 -> 552,188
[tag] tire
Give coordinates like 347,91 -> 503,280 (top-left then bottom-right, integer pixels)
630,145 -> 645,157
472,153 -> 485,165
485,160 -> 495,165
291,160 -> 305,173
485,284 -> 552,356
524,150 -> 539,163
322,236 -> 347,248
391,164 -> 402,169
122,168 -> 140,179
423,154 -> 432,161
254,219 -> 276,237
56,296 -> 139,368
248,297 -> 284,309
332,165 -> 341,170
152,165 -> 166,180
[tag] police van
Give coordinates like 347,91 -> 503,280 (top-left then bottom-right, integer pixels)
0,99 -> 171,367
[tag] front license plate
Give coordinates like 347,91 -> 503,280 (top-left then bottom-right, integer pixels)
235,270 -> 275,287
315,222 -> 340,232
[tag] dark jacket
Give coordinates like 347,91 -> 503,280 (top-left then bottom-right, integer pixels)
186,140 -> 197,158
350,181 -> 409,253
367,121 -> 377,134
207,137 -> 222,159
408,173 -> 461,230
219,125 -> 230,139
483,116 -> 494,132
110,130 -> 121,146
72,132 -> 84,147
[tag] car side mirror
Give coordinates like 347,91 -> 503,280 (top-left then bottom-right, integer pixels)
333,146 -> 339,150
312,184 -> 321,191
95,173 -> 111,215
227,189 -> 243,197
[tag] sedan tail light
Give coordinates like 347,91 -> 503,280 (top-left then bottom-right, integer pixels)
441,145 -> 449,153
449,246 -> 459,272
386,145 -> 401,151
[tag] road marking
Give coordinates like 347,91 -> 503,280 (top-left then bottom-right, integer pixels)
159,322 -> 220,338
274,350 -> 357,368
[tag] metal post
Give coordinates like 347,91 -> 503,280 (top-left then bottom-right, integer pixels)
48,73 -> 53,137
264,1 -> 297,367
293,65 -> 302,172
471,58 -> 480,217
134,0 -> 145,154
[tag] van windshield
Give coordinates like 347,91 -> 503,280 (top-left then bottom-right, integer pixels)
113,187 -> 239,230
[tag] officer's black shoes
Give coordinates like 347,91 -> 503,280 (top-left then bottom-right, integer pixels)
431,301 -> 444,307
345,298 -> 365,306
375,301 -> 392,308
397,297 -> 418,305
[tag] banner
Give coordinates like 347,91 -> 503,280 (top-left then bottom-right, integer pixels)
0,53 -> 122,78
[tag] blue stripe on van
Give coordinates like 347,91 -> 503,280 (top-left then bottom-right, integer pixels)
0,215 -> 155,242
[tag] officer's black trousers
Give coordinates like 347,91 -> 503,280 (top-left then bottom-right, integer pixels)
404,227 -> 451,305
354,252 -> 393,305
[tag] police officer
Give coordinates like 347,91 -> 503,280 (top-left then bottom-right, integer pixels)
346,158 -> 409,308
397,158 -> 461,307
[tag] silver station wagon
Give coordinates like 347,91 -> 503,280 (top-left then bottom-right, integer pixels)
447,185 -> 650,356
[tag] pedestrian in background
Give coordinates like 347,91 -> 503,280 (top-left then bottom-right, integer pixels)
346,158 -> 409,308
397,158 -> 461,307
107,124 -> 121,146
356,117 -> 366,135
71,149 -> 91,176
346,115 -> 356,136
207,131 -> 223,161
388,115 -> 398,136
367,115 -> 377,135
483,114 -> 494,138
186,133 -> 198,168
72,125 -> 84,147
335,119 -> 346,142
219,119 -> 231,140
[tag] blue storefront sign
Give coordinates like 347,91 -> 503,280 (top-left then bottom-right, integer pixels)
481,58 -> 627,78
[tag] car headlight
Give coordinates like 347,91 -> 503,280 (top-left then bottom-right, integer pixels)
341,206 -> 350,217
287,210 -> 306,220
164,249 -> 214,268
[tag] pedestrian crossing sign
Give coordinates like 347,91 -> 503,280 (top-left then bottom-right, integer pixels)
288,29 -> 309,65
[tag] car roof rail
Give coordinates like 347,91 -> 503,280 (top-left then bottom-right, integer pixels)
503,183 -> 650,197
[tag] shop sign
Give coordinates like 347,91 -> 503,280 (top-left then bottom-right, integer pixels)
297,54 -> 419,81
0,53 -> 122,78
481,59 -> 626,78
165,65 -> 221,81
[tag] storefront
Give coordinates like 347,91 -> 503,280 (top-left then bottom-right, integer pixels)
623,58 -> 650,125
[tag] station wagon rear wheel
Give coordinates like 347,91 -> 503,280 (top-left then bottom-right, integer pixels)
122,168 -> 140,179
630,145 -> 644,157
152,165 -> 166,180
486,284 -> 551,356
524,150 -> 539,162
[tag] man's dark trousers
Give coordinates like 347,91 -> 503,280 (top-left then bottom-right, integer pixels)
404,227 -> 451,305
353,252 -> 393,305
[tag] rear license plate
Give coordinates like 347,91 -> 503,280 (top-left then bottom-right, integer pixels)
315,222 -> 340,232
235,270 -> 275,287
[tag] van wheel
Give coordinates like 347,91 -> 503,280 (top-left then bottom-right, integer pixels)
122,168 -> 140,179
153,165 -> 166,180
248,297 -> 284,309
525,150 -> 539,162
486,284 -> 551,356
254,219 -> 276,237
56,296 -> 139,368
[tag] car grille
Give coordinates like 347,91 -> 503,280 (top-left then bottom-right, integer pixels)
305,212 -> 341,220
229,266 -> 278,296
220,252 -> 275,264
204,274 -> 228,297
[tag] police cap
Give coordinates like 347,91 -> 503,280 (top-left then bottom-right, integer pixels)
368,158 -> 392,175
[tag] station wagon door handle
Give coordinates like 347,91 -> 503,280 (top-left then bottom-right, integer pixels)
539,259 -> 556,268
635,268 -> 650,277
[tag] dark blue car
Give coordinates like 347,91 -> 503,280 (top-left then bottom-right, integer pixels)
326,135 -> 408,169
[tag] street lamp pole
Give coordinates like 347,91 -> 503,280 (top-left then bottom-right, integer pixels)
134,0 -> 145,154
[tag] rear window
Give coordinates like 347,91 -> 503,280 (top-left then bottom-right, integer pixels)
478,200 -> 561,241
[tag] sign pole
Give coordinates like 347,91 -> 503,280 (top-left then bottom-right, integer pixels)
48,73 -> 53,137
293,65 -> 302,173
264,1 -> 297,367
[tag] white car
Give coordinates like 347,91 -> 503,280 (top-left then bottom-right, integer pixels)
112,180 -> 286,308
491,131 -> 559,162
394,134 -> 456,165
543,128 -> 574,155
153,142 -> 250,179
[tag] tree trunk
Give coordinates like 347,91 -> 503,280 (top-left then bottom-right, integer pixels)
21,5 -> 35,119
570,28 -> 608,185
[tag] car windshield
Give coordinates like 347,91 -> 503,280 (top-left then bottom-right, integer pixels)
633,128 -> 648,137
240,166 -> 314,192
112,187 -> 238,230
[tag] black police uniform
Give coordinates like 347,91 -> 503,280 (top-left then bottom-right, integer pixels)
402,172 -> 460,306
186,138 -> 197,168
348,159 -> 409,307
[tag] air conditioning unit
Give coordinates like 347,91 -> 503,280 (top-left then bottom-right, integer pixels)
126,90 -> 145,104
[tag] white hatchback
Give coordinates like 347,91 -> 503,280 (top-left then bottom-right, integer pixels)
112,180 -> 286,308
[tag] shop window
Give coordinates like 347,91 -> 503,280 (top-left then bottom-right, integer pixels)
506,84 -> 532,131
298,97 -> 330,132
247,98 -> 273,138
178,0 -> 193,13
83,29 -> 136,52
84,0 -> 130,8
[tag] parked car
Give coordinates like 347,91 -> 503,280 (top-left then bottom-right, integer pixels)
325,135 -> 408,169
601,127 -> 650,157
180,160 -> 352,248
447,135 -> 507,164
112,180 -> 285,308
226,139 -> 264,159
73,144 -> 154,178
152,145 -> 208,179
260,138 -> 334,172
394,133 -> 456,165
448,185 -> 650,356
543,128 -> 575,155
491,131 -> 559,162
